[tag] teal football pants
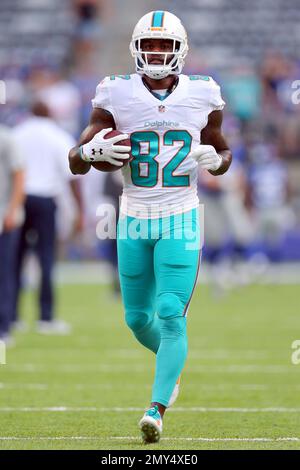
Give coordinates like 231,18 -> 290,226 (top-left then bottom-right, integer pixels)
117,208 -> 201,407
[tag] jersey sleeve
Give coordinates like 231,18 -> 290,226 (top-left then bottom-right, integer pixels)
209,79 -> 226,111
91,77 -> 116,121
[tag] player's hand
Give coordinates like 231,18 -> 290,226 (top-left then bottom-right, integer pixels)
80,128 -> 131,166
189,144 -> 222,171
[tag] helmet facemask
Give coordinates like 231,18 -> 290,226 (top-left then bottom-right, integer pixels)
130,36 -> 188,80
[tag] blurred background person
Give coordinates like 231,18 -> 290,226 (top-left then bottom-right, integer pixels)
12,101 -> 83,335
0,125 -> 24,345
28,66 -> 82,138
247,136 -> 295,262
198,116 -> 255,295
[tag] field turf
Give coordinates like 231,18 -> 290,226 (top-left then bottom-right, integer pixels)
0,283 -> 299,450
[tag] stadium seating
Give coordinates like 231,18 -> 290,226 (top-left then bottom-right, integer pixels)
166,0 -> 300,68
0,0 -> 75,68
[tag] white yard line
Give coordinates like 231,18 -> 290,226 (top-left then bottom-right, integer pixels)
0,437 -> 98,441
0,383 -> 150,390
0,383 -> 48,390
2,382 -> 284,391
0,406 -> 300,413
3,364 -> 297,373
111,436 -> 300,442
0,436 -> 299,443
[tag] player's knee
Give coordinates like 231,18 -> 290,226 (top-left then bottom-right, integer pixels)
157,293 -> 186,336
125,309 -> 150,333
157,293 -> 183,320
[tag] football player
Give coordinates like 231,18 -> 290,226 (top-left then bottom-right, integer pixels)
69,11 -> 232,443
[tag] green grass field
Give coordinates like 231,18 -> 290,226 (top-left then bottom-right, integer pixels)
0,282 -> 299,450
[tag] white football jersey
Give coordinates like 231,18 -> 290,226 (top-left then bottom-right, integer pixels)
92,73 -> 225,218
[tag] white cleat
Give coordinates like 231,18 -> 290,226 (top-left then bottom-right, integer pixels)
11,321 -> 28,333
167,375 -> 181,408
36,320 -> 71,335
139,405 -> 163,444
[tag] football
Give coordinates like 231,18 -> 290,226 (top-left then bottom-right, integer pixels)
91,129 -> 131,172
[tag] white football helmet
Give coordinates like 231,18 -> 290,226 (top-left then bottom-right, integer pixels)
130,11 -> 188,80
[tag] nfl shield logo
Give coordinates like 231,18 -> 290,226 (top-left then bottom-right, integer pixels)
158,105 -> 166,113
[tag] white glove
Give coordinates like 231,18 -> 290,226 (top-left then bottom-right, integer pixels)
80,128 -> 131,166
189,144 -> 222,171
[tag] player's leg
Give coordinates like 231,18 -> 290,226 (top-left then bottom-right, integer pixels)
152,208 -> 201,408
12,208 -> 30,324
117,215 -> 160,354
34,196 -> 56,322
0,230 -> 20,339
139,209 -> 200,443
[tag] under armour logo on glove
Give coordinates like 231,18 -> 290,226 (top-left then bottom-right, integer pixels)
92,148 -> 103,156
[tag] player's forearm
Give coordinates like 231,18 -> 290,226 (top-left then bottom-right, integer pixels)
208,149 -> 232,176
8,170 -> 25,212
69,147 -> 91,175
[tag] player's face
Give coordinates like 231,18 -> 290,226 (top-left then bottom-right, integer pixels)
140,38 -> 174,65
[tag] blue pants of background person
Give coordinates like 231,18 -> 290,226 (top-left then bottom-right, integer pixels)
0,229 -> 20,337
13,195 -> 56,322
